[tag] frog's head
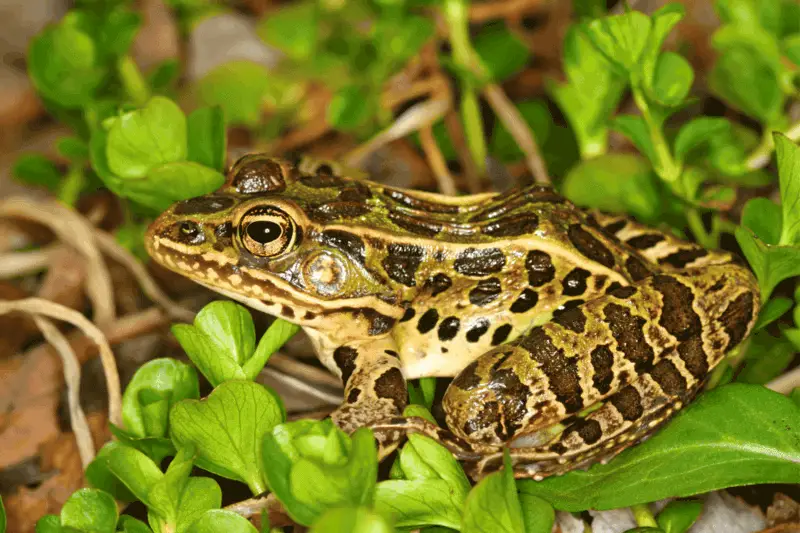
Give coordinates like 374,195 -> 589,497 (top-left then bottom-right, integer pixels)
145,154 -> 403,326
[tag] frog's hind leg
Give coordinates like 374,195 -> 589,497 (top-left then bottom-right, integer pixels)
473,350 -> 704,480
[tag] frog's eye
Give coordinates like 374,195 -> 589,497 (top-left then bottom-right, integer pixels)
239,206 -> 297,257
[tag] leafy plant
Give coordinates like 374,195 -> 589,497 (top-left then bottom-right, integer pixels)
15,0 -> 800,531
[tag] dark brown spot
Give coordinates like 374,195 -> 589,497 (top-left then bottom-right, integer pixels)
525,251 -> 555,286
625,255 -> 651,281
384,189 -> 460,213
649,359 -> 687,396
382,243 -> 425,287
299,166 -> 345,188
708,277 -> 727,293
562,268 -> 591,296
304,311 -> 317,320
333,346 -> 358,385
661,248 -> 709,268
609,285 -> 637,299
603,220 -> 627,234
281,305 -> 295,319
519,329 -> 583,412
463,400 -> 499,436
452,360 -> 482,390
569,419 -> 603,445
568,224 -> 615,268
610,385 -> 643,421
417,309 -> 439,334
482,212 -> 539,237
677,336 -> 709,379
718,292 -> 755,350
549,442 -> 568,454
454,248 -> 506,277
384,349 -> 399,358
373,368 -> 407,410
388,212 -> 443,237
213,222 -> 233,250
603,303 -> 654,373
425,273 -> 453,297
438,317 -> 461,341
400,307 -> 416,322
590,344 -> 614,394
307,201 -> 370,222
231,157 -> 287,194
605,281 -> 624,294
319,230 -> 366,264
338,183 -> 372,203
469,278 -> 502,306
491,324 -> 513,345
626,233 -> 666,250
347,387 -> 361,402
510,288 -> 539,313
466,319 -> 490,342
551,306 -> 587,333
651,275 -> 701,341
363,309 -> 395,336
173,195 -> 235,215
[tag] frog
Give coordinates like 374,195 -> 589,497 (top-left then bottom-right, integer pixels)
145,154 -> 760,479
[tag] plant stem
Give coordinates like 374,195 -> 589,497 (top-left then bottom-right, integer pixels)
631,84 -> 681,184
58,165 -> 85,207
443,0 -> 487,174
745,120 -> 800,171
631,503 -> 658,528
686,208 -> 716,249
118,55 -> 151,106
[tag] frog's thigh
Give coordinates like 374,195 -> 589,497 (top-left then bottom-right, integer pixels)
330,339 -> 408,433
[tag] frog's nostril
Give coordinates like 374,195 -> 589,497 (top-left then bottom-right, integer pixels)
176,221 -> 205,244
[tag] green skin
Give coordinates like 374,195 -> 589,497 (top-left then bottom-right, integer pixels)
146,155 -> 760,479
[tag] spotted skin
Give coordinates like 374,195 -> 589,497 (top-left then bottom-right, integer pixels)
146,155 -> 760,480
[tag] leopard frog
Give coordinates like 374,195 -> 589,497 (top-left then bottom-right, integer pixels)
146,155 -> 759,479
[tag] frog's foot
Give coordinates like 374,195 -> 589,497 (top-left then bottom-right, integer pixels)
368,416 -> 484,462
470,359 -> 705,481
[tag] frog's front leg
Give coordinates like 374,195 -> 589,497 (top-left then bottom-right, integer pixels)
324,337 -> 408,435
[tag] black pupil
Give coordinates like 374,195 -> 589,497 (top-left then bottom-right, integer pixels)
246,221 -> 282,244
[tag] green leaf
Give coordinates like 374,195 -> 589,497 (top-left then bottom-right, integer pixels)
60,489 -> 118,533
148,59 -> 180,92
735,227 -> 800,301
57,137 -> 90,162
326,85 -> 372,131
0,495 -> 5,533
775,134 -> 800,246
519,493 -> 555,533
105,445 -> 164,508
709,45 -> 785,125
656,500 -> 702,533
35,515 -> 62,533
310,507 -> 393,533
473,22 -> 530,82
581,11 -> 652,73
375,479 -> 463,529
741,197 -> 782,245
518,384 -> 800,511
257,2 -> 318,60
673,118 -> 732,165
611,115 -> 657,165
146,162 -> 226,210
93,8 -> 142,60
638,3 -> 686,87
784,33 -> 800,65
12,154 -> 62,191
185,510 -> 258,533
242,319 -> 300,380
85,442 -> 138,502
122,358 -> 199,439
196,61 -> 273,127
118,516 -> 153,533
490,100 -> 551,163
170,381 -> 284,494
28,23 -> 104,108
546,26 -> 625,159
754,297 -> 793,330
187,107 -> 226,172
649,52 -> 693,106
462,453 -> 524,533
561,154 -> 662,222
375,15 -> 434,66
147,446 -> 195,522
263,421 -> 377,526
408,378 -> 437,411
737,330 -> 796,385
109,423 -> 176,465
105,96 -> 187,180
172,301 -> 257,386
